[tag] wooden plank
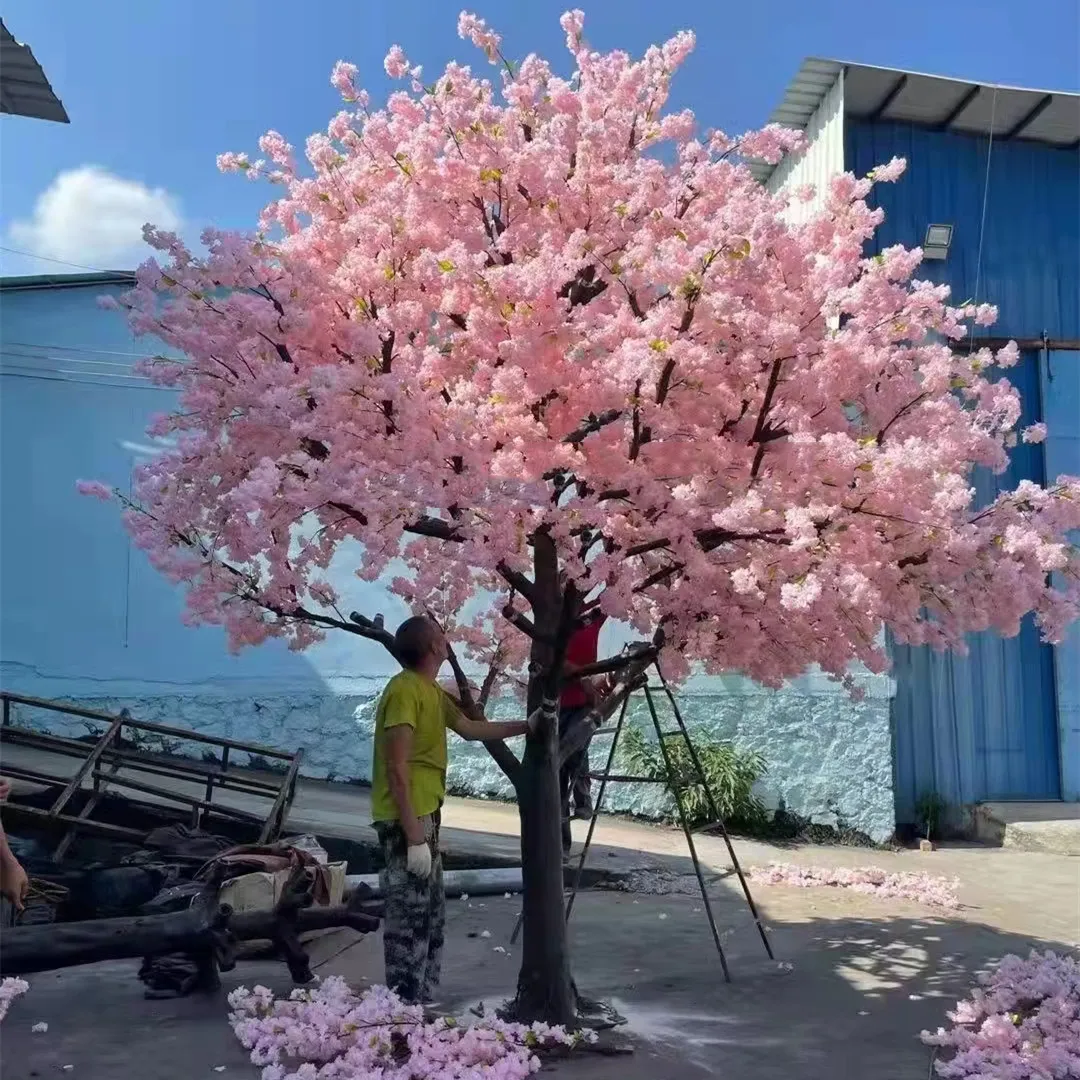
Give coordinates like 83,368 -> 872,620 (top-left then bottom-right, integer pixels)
53,759 -> 122,861
94,751 -> 281,797
49,715 -> 123,815
0,763 -> 69,789
1,727 -> 101,759
2,801 -> 144,842
89,769 -> 265,824
258,748 -> 304,844
0,693 -> 294,760
2,724 -> 281,795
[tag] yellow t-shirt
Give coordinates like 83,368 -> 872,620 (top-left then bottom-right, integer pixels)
371,669 -> 458,823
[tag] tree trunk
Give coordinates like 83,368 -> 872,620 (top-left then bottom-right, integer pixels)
513,729 -> 576,1025
511,531 -> 578,1026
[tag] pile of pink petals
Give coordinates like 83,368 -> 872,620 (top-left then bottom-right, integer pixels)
0,978 -> 29,1024
228,976 -> 597,1080
922,950 -> 1080,1077
748,862 -> 961,909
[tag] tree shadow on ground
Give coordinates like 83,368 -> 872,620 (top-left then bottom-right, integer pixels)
512,892 -> 1074,1080
0,885 -> 1070,1080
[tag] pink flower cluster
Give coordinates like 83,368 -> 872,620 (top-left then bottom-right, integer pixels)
748,862 -> 961,910
228,976 -> 596,1079
923,950 -> 1080,1078
86,9 -> 1080,692
0,978 -> 29,1024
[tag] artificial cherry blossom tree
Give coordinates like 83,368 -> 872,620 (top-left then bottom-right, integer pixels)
82,10 -> 1080,1025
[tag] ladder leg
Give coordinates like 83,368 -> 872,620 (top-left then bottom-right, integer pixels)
655,666 -> 775,961
644,684 -> 731,983
565,690 -> 631,925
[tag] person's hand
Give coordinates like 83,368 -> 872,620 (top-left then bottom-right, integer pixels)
526,707 -> 542,735
0,779 -> 11,802
406,842 -> 433,879
1,857 -> 28,912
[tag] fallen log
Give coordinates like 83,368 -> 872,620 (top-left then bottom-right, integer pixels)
0,889 -> 233,977
1,855 -> 386,985
0,900 -> 384,978
232,904 -> 381,939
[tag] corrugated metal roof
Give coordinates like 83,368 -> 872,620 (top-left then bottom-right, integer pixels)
0,19 -> 69,123
752,58 -> 1080,183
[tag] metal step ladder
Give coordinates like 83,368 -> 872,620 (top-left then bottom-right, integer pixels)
513,662 -> 775,981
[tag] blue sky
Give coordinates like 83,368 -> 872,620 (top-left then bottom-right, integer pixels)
2,0 -> 1077,278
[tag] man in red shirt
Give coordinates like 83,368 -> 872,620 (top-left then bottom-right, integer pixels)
558,613 -> 607,856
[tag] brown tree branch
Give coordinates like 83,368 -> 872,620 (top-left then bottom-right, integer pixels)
557,648 -> 655,767
564,409 -> 623,447
478,645 -> 504,710
876,393 -> 928,446
624,527 -> 786,560
438,631 -> 523,787
748,357 -> 787,481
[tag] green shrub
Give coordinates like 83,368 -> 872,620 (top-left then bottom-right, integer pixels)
617,725 -> 768,832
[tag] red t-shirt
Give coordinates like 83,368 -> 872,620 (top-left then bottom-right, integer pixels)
561,615 -> 607,709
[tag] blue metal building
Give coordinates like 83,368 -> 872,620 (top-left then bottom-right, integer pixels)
756,61 -> 1080,824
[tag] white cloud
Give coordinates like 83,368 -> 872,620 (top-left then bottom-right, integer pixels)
8,166 -> 181,268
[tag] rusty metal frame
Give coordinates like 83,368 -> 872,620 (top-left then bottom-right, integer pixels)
0,692 -> 304,860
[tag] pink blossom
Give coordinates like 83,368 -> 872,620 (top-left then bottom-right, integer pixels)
0,979 -> 29,1024
559,9 -> 585,49
383,45 -> 409,79
75,480 -> 113,502
1022,422 -> 1047,444
99,10 -> 1080,712
748,863 -> 962,909
922,951 -> 1080,1078
330,60 -> 359,101
869,156 -> 907,183
216,151 -> 250,173
738,124 -> 807,164
226,977 -> 595,1078
457,12 -> 502,56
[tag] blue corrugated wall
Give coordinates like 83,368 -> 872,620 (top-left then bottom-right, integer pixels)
1042,352 -> 1080,800
846,121 -> 1080,340
846,121 -> 1078,818
890,351 -> 1060,818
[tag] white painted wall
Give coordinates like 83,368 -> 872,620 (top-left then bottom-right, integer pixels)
767,71 -> 845,223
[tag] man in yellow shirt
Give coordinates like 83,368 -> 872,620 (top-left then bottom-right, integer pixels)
371,615 -> 532,1005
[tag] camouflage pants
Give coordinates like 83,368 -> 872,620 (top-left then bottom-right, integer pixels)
375,810 -> 444,1004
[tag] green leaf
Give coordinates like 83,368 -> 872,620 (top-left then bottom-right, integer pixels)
437,259 -> 455,273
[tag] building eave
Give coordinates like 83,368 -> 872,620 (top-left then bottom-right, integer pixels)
751,57 -> 1080,184
0,19 -> 69,124
0,272 -> 136,292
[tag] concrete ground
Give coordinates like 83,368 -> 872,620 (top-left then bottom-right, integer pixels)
3,820 -> 1077,1079
3,745 -> 1078,1075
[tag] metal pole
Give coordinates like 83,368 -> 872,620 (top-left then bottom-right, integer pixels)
565,691 -> 631,924
644,683 -> 731,982
654,665 -> 774,960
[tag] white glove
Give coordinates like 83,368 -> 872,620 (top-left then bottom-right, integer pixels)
406,842 -> 433,878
